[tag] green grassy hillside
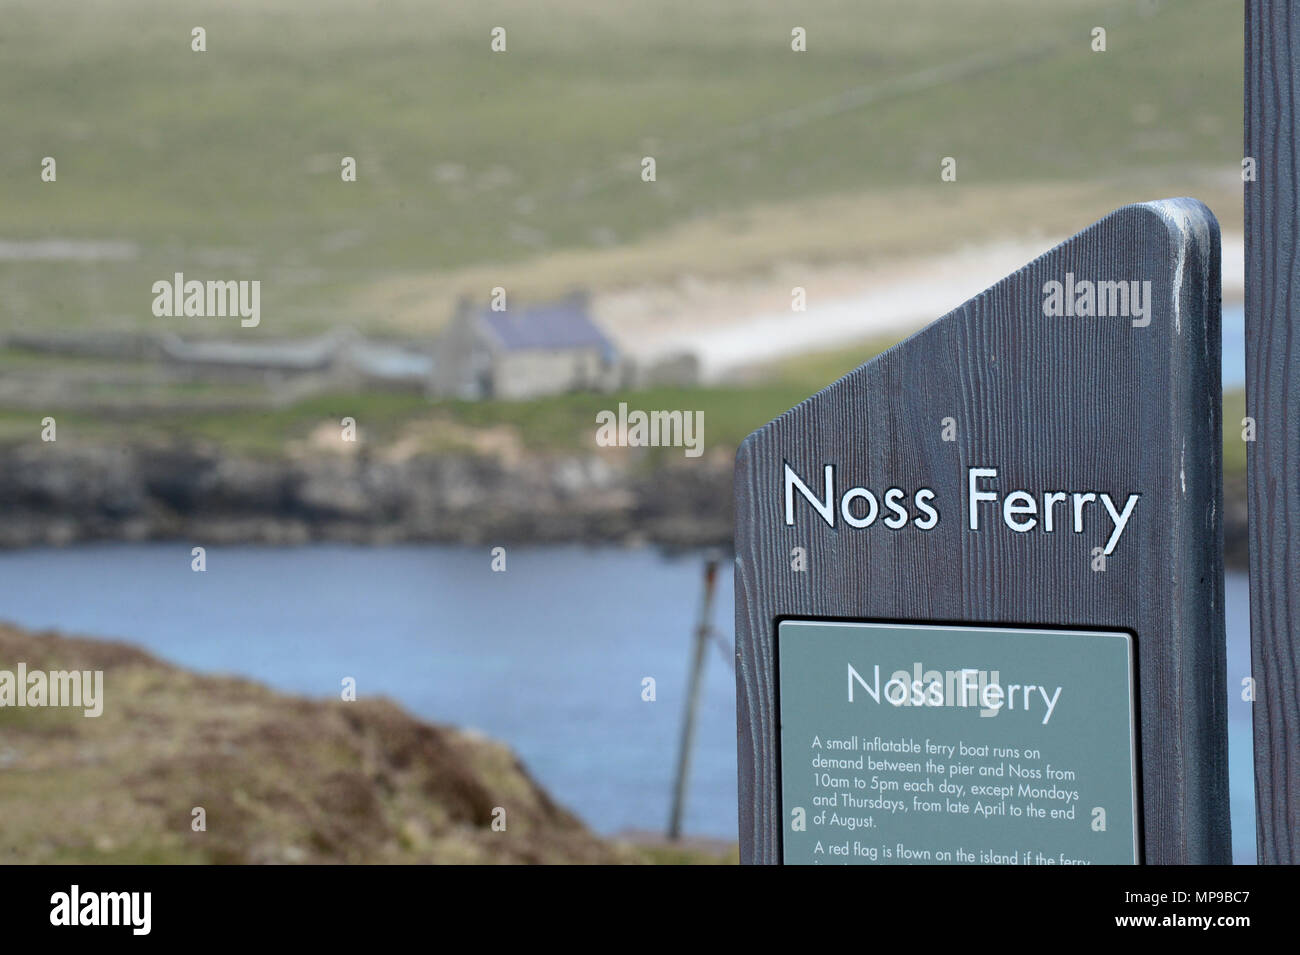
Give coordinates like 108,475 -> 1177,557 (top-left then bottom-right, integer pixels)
1,0 -> 1242,335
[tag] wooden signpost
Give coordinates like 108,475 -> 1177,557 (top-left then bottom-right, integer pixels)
1245,1 -> 1300,866
734,199 -> 1230,864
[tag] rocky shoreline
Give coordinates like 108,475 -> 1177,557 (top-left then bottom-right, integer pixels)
0,442 -> 735,552
0,441 -> 1248,568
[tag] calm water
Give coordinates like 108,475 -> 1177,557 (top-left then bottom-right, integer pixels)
0,544 -> 1256,863
1224,303 -> 1245,389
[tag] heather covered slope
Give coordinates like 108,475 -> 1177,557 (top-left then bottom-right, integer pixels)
0,623 -> 725,864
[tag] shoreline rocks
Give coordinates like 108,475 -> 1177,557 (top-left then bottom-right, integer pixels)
0,440 -> 1248,568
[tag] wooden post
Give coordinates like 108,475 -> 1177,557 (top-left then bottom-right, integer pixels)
1245,1 -> 1300,865
735,201 -> 1229,864
667,556 -> 719,840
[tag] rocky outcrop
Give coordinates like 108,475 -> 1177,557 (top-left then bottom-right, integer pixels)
0,442 -> 735,552
0,440 -> 1248,567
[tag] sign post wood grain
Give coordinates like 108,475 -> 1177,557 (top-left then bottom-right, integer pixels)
734,200 -> 1229,864
1245,1 -> 1300,865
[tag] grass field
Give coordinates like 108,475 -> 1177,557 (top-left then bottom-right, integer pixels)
1,0 -> 1243,337
0,0 -> 1248,474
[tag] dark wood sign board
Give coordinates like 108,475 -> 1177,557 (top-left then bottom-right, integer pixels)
1246,2 -> 1300,865
734,199 -> 1230,864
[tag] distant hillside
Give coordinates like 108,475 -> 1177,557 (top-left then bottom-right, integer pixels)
0,623 -> 732,864
0,0 -> 1241,336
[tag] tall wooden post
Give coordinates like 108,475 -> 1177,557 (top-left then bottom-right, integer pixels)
1245,1 -> 1300,865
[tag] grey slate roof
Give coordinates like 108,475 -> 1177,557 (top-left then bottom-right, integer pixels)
478,302 -> 615,358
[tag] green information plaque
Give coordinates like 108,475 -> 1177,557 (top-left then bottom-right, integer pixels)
778,621 -> 1139,865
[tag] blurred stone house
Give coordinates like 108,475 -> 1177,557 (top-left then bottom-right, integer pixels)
433,294 -> 622,399
0,294 -> 696,410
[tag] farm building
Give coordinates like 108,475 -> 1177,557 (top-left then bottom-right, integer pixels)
159,329 -> 435,393
434,294 -> 621,400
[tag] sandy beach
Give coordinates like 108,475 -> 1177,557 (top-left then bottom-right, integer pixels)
598,232 -> 1245,381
